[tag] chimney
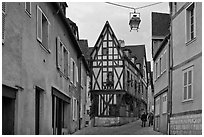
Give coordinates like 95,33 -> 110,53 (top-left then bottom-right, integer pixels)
119,40 -> 125,47
123,49 -> 132,58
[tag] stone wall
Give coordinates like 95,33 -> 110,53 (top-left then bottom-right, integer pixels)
94,117 -> 138,127
170,113 -> 202,135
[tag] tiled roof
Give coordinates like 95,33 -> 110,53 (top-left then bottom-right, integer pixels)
78,39 -> 89,60
152,12 -> 170,37
122,44 -> 146,65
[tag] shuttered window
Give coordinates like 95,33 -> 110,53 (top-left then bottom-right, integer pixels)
56,36 -> 70,78
37,5 -> 49,50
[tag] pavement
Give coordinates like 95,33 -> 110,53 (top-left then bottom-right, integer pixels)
73,120 -> 164,135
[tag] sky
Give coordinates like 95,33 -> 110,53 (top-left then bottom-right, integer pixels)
66,2 -> 169,63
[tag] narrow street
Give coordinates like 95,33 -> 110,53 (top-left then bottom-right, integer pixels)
73,120 -> 164,135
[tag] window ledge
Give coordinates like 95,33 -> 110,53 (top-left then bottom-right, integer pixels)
58,70 -> 69,80
37,39 -> 51,54
25,10 -> 31,18
186,37 -> 196,46
182,99 -> 193,103
155,70 -> 167,82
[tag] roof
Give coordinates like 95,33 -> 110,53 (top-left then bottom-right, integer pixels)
152,12 -> 170,37
78,39 -> 89,60
122,44 -> 146,66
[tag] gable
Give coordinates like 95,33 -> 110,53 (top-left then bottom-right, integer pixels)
90,21 -> 123,60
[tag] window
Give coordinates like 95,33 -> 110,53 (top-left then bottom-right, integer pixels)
25,2 -> 31,16
183,66 -> 193,101
72,97 -> 77,121
56,37 -> 70,78
186,3 -> 196,43
161,50 -> 167,74
106,71 -> 114,89
37,6 -> 49,50
70,58 -> 74,83
70,58 -> 77,86
75,65 -> 78,86
155,62 -> 158,79
162,93 -> 167,114
163,51 -> 167,72
63,48 -> 68,77
2,2 -> 6,44
159,58 -> 161,76
155,97 -> 160,115
103,47 -> 108,55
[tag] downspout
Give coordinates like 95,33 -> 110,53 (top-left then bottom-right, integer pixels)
167,2 -> 173,135
78,54 -> 83,130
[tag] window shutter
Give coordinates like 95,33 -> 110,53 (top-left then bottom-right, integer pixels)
72,98 -> 75,120
2,2 -> 6,43
70,58 -> 73,83
56,36 -> 61,70
164,51 -> 166,71
25,2 -> 31,15
68,51 -> 70,77
81,69 -> 83,86
37,6 -> 42,42
61,46 -> 64,73
76,65 -> 78,84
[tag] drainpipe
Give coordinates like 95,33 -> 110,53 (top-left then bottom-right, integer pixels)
78,54 -> 83,130
167,3 -> 173,135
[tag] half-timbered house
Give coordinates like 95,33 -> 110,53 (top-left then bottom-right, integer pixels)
89,21 -> 148,126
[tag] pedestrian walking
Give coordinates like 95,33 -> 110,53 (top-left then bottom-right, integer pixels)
148,112 -> 154,126
141,112 -> 147,127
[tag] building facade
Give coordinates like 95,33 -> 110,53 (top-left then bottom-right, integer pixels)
152,12 -> 170,134
2,2 -> 89,135
169,2 -> 202,135
89,21 -> 148,126
147,62 -> 154,114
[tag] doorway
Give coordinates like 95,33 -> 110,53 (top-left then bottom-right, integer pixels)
2,85 -> 17,135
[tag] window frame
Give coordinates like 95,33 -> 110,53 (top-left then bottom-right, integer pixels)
56,36 -> 70,79
2,2 -> 6,44
25,2 -> 31,17
161,50 -> 167,74
182,66 -> 194,102
37,5 -> 50,52
185,2 -> 196,44
155,97 -> 160,116
72,97 -> 77,121
162,93 -> 167,114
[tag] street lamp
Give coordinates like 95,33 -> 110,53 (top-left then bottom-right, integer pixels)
129,9 -> 141,32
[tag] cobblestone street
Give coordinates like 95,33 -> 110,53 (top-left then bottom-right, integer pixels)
73,120 -> 164,135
